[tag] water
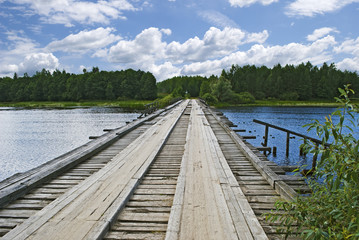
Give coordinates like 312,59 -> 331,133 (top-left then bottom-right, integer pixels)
218,106 -> 340,168
1,106 -> 355,182
0,107 -> 139,182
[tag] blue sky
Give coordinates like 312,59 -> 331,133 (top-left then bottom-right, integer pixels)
0,0 -> 358,81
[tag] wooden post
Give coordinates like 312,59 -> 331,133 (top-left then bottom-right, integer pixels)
286,132 -> 290,157
273,147 -> 277,157
263,125 -> 269,147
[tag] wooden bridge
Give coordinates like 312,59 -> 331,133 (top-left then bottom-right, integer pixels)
0,99 -> 308,239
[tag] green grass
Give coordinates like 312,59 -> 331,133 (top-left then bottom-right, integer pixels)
2,98 -> 354,109
213,99 -> 354,108
0,100 -> 153,109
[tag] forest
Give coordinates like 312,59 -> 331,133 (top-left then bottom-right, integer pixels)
0,67 -> 157,102
1,62 -> 359,104
158,62 -> 359,104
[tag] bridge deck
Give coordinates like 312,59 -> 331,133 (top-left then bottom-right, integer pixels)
0,99 -> 305,239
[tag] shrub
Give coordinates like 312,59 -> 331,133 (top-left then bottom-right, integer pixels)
230,92 -> 255,104
279,92 -> 299,101
266,85 -> 359,239
202,93 -> 218,105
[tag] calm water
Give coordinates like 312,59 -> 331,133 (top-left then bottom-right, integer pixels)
0,107 -> 139,182
218,106 -> 341,168
0,106 -> 354,182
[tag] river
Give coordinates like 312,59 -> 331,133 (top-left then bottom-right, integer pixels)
0,107 -> 139,182
218,106 -> 340,168
0,105 -> 348,182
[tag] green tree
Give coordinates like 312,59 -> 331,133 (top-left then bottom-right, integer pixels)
105,82 -> 115,100
199,80 -> 211,97
212,76 -> 235,102
140,72 -> 157,100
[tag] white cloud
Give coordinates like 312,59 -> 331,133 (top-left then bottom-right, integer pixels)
334,37 -> 359,72
0,31 -> 60,76
198,10 -> 239,28
107,26 -> 342,80
229,0 -> 278,7
337,57 -> 359,71
149,62 -> 180,81
10,0 -> 137,26
286,0 -> 359,17
334,37 -> 359,56
47,27 -> 121,53
108,27 -> 168,65
307,27 -> 339,41
107,27 -> 270,80
19,53 -> 59,74
181,36 -> 337,77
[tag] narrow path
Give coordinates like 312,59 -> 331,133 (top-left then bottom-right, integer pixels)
0,99 -> 304,239
2,101 -> 188,240
104,101 -> 191,240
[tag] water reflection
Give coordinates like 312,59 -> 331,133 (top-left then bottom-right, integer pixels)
219,106 -> 338,168
0,107 -> 139,181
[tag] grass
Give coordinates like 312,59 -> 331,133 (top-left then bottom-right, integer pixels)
213,99 -> 354,108
0,100 -> 153,109
2,98 -> 354,109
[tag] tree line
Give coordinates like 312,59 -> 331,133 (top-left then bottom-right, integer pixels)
1,62 -> 359,103
158,62 -> 359,103
0,67 -> 157,102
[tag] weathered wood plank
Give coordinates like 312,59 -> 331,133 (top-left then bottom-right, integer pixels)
0,100 -> 183,208
2,100 -> 188,240
166,100 -> 267,240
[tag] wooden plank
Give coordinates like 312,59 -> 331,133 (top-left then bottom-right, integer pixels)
205,105 -> 299,202
127,201 -> 173,207
104,232 -> 164,240
0,100 -> 183,208
2,100 -> 188,240
166,100 -> 267,240
0,209 -> 38,218
118,212 -> 170,222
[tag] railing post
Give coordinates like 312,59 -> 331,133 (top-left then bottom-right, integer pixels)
263,125 -> 269,147
286,132 -> 290,157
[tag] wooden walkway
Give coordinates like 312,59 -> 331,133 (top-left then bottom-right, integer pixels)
0,99 -> 307,239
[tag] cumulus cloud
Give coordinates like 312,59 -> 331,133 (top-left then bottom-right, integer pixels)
0,31 -> 60,76
19,53 -> 59,74
334,37 -> 359,72
307,27 -> 339,41
337,57 -> 359,71
106,26 -> 344,80
47,27 -> 121,53
229,0 -> 278,7
108,27 -> 268,68
0,52 -> 59,76
286,0 -> 359,17
334,37 -> 359,56
180,36 -> 337,77
9,0 -> 137,26
109,27 -> 169,65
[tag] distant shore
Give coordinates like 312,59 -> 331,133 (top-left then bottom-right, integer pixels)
1,98 -> 354,109
214,99 -> 351,108
0,100 -> 153,109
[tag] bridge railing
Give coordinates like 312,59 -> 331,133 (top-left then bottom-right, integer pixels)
253,119 -> 330,174
139,97 -> 182,118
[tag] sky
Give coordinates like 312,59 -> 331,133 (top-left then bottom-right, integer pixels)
0,0 -> 358,81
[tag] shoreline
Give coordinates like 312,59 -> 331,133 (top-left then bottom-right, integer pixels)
0,98 -> 353,109
214,99 -> 348,108
0,100 -> 153,110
